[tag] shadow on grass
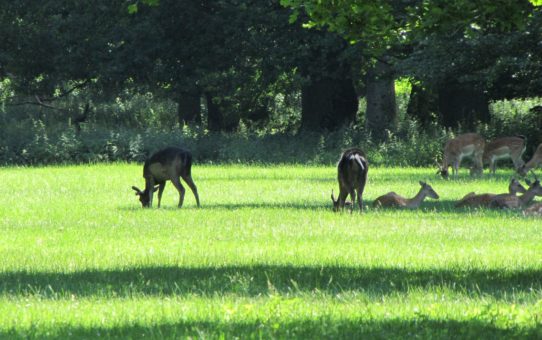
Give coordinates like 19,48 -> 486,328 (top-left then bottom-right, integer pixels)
3,316 -> 540,339
1,265 -> 541,300
118,199 -> 525,215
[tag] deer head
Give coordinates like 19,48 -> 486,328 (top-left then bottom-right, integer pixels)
419,181 -> 440,199
132,185 -> 159,208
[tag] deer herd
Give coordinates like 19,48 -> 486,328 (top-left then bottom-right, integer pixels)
132,134 -> 542,217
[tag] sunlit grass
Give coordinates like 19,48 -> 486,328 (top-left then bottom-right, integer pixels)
0,164 -> 540,338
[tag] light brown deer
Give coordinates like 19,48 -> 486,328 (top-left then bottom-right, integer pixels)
373,181 -> 439,209
489,179 -> 542,209
438,133 -> 485,179
523,203 -> 542,216
483,136 -> 526,174
132,147 -> 200,208
455,178 -> 527,208
331,148 -> 368,212
519,143 -> 542,176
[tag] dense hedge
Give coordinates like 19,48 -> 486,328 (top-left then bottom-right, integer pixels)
0,119 -> 452,166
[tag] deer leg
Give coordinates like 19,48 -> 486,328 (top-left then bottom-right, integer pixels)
181,174 -> 200,207
171,177 -> 186,208
349,189 -> 356,214
357,191 -> 363,212
156,183 -> 166,208
338,189 -> 349,211
145,178 -> 155,207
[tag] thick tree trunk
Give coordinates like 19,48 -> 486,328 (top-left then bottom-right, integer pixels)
177,88 -> 201,126
205,92 -> 240,132
407,82 -> 438,128
438,82 -> 490,129
300,77 -> 358,131
365,61 -> 396,141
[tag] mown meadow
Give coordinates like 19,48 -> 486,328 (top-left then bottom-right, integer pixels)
0,164 -> 541,338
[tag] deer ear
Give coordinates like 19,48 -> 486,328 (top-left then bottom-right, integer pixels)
419,181 -> 426,186
132,186 -> 142,194
331,189 -> 336,202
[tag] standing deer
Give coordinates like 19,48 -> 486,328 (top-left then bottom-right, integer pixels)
373,181 -> 439,209
438,133 -> 485,179
489,179 -> 542,209
455,178 -> 527,208
483,136 -> 526,174
519,143 -> 542,176
132,147 -> 200,208
331,148 -> 368,212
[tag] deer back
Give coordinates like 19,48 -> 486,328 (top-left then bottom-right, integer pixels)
143,147 -> 193,182
483,136 -> 526,162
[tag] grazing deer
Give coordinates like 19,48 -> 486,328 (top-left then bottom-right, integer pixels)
132,147 -> 200,208
373,181 -> 439,209
331,148 -> 368,212
519,143 -> 542,176
455,178 -> 527,208
489,179 -> 542,209
523,203 -> 542,216
438,133 -> 485,179
483,136 -> 526,174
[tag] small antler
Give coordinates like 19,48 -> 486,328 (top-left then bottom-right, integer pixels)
132,186 -> 143,195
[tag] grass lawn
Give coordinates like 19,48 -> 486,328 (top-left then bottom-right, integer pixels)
0,164 -> 541,339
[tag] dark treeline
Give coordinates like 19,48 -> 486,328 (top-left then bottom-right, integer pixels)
0,0 -> 541,165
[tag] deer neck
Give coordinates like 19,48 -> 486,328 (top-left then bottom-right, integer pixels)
519,188 -> 540,206
405,190 -> 428,208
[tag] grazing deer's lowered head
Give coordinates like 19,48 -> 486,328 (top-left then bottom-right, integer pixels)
132,147 -> 200,208
132,185 -> 159,207
437,133 -> 485,179
373,181 -> 439,209
331,148 -> 368,212
519,143 -> 542,176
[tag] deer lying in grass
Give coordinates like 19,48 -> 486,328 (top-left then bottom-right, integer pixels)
523,202 -> 542,216
331,148 -> 368,212
523,203 -> 542,216
519,143 -> 542,176
373,181 -> 439,209
455,178 -> 527,208
489,179 -> 542,209
438,133 -> 485,179
132,147 -> 200,208
483,136 -> 526,174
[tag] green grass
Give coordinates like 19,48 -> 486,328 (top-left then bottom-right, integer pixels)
0,164 -> 541,339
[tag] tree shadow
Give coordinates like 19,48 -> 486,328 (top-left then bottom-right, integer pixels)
2,265 -> 540,300
2,313 -> 540,339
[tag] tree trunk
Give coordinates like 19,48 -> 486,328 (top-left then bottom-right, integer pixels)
177,88 -> 201,126
300,77 -> 357,131
205,92 -> 240,132
438,82 -> 490,129
365,61 -> 396,141
406,82 -> 438,128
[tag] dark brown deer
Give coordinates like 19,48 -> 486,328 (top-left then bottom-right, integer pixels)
331,148 -> 368,212
132,147 -> 200,208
